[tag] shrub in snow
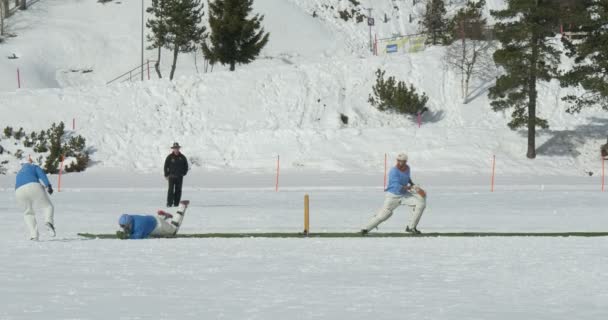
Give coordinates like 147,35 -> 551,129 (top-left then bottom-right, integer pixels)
3,126 -> 12,138
368,69 -> 429,117
1,122 -> 90,173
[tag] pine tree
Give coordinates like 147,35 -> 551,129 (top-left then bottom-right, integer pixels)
146,0 -> 170,78
163,0 -> 207,80
488,0 -> 561,159
561,0 -> 608,113
202,0 -> 270,71
420,0 -> 450,45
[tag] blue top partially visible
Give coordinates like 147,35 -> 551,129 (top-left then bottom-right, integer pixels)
385,166 -> 412,195
125,215 -> 158,239
15,163 -> 52,189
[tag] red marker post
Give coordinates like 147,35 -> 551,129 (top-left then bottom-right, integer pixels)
275,155 -> 280,192
58,155 -> 65,192
384,153 -> 387,190
491,155 -> 496,192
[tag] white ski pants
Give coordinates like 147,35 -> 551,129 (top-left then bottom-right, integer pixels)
15,183 -> 54,239
150,216 -> 178,237
364,192 -> 426,231
150,201 -> 187,236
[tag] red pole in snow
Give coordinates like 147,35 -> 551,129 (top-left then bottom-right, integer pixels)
17,68 -> 21,89
491,155 -> 496,192
72,118 -> 75,131
602,156 -> 605,192
417,111 -> 421,128
275,155 -> 280,192
384,153 -> 387,190
58,155 -> 65,192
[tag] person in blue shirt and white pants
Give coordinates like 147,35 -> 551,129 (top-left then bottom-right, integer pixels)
15,158 -> 55,240
361,153 -> 427,235
117,200 -> 189,239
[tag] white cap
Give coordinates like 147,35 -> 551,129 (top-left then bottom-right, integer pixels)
396,153 -> 408,161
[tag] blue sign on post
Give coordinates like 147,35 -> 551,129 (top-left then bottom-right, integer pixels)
386,44 -> 398,53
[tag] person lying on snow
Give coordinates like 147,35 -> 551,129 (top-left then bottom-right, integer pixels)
117,200 -> 189,239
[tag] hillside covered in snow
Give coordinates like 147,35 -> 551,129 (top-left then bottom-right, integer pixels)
0,0 -> 605,178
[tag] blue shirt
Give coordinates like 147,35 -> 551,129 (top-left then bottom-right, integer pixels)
385,166 -> 412,195
127,215 -> 158,239
15,163 -> 52,190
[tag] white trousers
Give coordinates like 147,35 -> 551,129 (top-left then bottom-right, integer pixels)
150,216 -> 178,237
364,192 -> 426,231
15,183 -> 54,239
150,201 -> 187,237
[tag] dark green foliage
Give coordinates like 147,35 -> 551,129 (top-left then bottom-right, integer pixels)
64,135 -> 89,172
561,0 -> 608,113
369,69 -> 429,117
65,153 -> 90,173
41,122 -> 90,173
3,126 -> 12,138
488,0 -> 561,159
348,0 -> 360,6
163,0 -> 207,80
13,127 -> 24,140
44,122 -> 65,174
420,0 -> 451,45
33,130 -> 48,153
450,0 -> 487,41
337,8 -> 365,23
14,149 -> 23,160
202,0 -> 269,71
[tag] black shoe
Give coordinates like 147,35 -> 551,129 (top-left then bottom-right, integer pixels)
405,226 -> 421,234
360,229 -> 369,235
45,222 -> 56,237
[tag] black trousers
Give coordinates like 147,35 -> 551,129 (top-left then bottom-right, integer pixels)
166,176 -> 183,207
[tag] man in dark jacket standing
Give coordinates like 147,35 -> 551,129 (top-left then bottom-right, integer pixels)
164,142 -> 188,207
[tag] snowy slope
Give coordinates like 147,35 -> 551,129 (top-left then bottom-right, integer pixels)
0,0 -> 606,178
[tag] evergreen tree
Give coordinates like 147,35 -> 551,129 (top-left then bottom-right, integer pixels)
419,0 -> 450,45
561,0 -> 608,113
164,0 -> 207,80
202,0 -> 270,71
488,0 -> 561,159
146,0 -> 170,78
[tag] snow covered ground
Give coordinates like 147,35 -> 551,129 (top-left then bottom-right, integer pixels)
1,172 -> 608,319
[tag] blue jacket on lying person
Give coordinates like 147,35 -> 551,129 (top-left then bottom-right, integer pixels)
118,214 -> 157,239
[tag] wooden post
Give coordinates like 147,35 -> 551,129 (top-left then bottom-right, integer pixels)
304,194 -> 310,234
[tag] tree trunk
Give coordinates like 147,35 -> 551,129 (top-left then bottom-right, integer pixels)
527,32 -> 540,159
155,47 -> 162,79
19,0 -> 25,10
230,61 -> 235,71
2,0 -> 9,18
461,32 -> 466,101
169,45 -> 178,80
0,2 -> 4,36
